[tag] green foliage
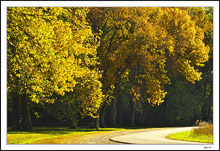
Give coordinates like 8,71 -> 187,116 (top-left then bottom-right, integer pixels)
164,78 -> 203,126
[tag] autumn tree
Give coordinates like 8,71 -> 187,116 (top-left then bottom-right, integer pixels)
7,7 -> 103,130
88,7 -> 211,127
187,7 -> 213,122
7,7 -> 212,129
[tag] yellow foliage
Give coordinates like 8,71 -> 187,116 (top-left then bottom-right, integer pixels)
7,7 -> 103,116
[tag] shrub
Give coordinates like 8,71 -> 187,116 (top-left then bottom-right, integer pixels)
193,121 -> 213,135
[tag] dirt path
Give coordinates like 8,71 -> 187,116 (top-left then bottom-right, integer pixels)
63,128 -> 163,144
64,127 -> 209,144
110,126 -> 208,144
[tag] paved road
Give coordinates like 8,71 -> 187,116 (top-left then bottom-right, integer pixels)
110,127 -> 209,144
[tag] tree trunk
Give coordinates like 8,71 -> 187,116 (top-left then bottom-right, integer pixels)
95,109 -> 100,130
142,112 -> 145,126
99,104 -> 107,128
201,85 -> 208,121
131,100 -> 136,126
207,95 -> 213,123
21,93 -> 32,131
129,64 -> 138,126
109,83 -> 119,127
109,98 -> 117,127
69,119 -> 78,129
11,93 -> 22,130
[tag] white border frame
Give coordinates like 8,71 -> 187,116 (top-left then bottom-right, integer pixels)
1,1 -> 219,150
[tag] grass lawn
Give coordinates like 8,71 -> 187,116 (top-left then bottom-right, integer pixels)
166,130 -> 213,144
7,126 -> 143,144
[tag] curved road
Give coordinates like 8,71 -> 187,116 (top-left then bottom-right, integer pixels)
110,127 -> 209,144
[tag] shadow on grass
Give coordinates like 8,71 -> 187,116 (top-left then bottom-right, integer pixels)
7,126 -> 149,135
8,127 -> 94,135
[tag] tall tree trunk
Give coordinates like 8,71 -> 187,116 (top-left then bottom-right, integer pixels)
142,112 -> 145,126
109,97 -> 117,127
99,104 -> 107,128
21,93 -> 32,131
95,109 -> 100,130
201,85 -> 208,121
109,83 -> 119,127
207,95 -> 213,123
130,64 -> 138,126
130,99 -> 136,126
11,93 -> 22,130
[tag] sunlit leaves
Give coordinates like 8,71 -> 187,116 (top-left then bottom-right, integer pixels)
7,7 -> 103,117
88,7 -> 211,107
7,7 -> 211,118
159,8 -> 210,84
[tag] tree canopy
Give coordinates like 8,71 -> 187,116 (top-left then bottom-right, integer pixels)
7,7 -> 213,130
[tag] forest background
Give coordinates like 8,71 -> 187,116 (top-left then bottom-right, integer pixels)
5,6 -> 214,131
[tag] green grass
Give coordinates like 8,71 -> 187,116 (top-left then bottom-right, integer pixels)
7,126 -> 145,144
166,130 -> 213,144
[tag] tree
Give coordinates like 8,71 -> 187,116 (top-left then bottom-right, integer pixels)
7,7 -> 103,130
7,7 -> 212,129
187,7 -> 213,122
87,7 -> 211,127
